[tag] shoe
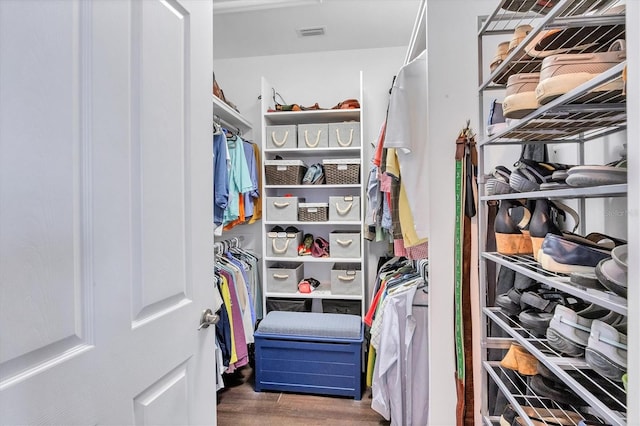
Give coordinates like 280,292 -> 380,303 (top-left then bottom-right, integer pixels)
496,287 -> 526,316
509,25 -> 533,54
503,73 -> 540,119
569,271 -> 606,291
297,277 -> 320,293
536,39 -> 626,105
487,99 -> 508,136
500,0 -> 537,13
500,343 -> 539,375
494,199 -> 533,255
490,41 -> 510,74
595,245 -> 627,297
524,23 -> 624,59
528,199 -> 579,261
566,158 -> 627,187
530,374 -> 584,407
538,233 -> 611,274
485,165 -> 514,196
519,289 -> 586,335
546,304 -> 623,356
509,159 -> 572,192
501,404 -> 584,426
297,233 -> 314,256
585,320 -> 627,381
302,163 -> 324,185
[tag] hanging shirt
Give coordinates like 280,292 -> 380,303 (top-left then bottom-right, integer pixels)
223,135 -> 253,225
384,50 -> 429,241
242,141 -> 259,220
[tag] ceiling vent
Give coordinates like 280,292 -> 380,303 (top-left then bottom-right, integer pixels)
297,26 -> 326,37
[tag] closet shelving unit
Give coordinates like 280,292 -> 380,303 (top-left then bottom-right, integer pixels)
259,74 -> 366,317
477,1 -> 628,425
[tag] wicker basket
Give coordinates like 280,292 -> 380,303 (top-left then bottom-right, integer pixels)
322,159 -> 361,185
298,203 -> 329,222
265,160 -> 307,185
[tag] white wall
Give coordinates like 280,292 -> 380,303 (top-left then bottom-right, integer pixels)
425,1 -> 495,424
213,46 -> 407,307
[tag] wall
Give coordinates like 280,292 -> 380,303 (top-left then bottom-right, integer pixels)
424,1 -> 495,424
214,46 -> 407,307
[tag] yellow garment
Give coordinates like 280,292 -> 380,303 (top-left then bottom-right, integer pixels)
248,143 -> 262,224
219,275 -> 238,365
366,344 -> 376,387
387,148 -> 427,248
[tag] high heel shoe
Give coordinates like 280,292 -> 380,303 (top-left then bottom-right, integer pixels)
494,199 -> 533,255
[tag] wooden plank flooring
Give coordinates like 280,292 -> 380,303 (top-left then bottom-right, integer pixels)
216,366 -> 390,425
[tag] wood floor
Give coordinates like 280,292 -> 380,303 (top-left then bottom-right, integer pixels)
216,366 -> 390,425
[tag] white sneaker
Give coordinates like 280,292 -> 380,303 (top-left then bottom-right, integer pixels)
585,319 -> 627,381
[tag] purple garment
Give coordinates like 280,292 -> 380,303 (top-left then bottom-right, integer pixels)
220,270 -> 249,369
213,133 -> 229,226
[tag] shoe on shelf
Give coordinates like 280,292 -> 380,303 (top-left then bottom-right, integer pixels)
485,165 -> 514,195
535,39 -> 626,105
518,289 -> 587,337
538,233 -> 611,274
566,158 -> 627,187
528,199 -> 579,261
490,41 -> 510,73
595,244 -> 627,297
494,199 -> 533,255
509,159 -> 573,192
501,403 -> 584,426
569,271 -> 607,291
500,343 -> 539,375
585,319 -> 627,381
509,25 -> 533,54
503,73 -> 541,119
546,304 -> 624,356
529,374 -> 584,407
486,99 -> 508,136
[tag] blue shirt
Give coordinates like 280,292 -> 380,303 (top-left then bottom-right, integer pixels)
213,133 -> 229,226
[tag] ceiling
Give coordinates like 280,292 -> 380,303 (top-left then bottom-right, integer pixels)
212,0 -> 423,59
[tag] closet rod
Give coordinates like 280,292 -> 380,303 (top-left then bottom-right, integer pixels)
214,114 -> 241,135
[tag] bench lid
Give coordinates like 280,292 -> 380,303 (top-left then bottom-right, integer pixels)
256,311 -> 362,339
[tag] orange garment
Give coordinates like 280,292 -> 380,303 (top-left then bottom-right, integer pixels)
223,196 -> 245,231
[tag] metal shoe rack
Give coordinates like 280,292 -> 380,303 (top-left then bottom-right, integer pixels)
477,1 -> 628,425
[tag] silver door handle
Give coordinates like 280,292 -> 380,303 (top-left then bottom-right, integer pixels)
198,308 -> 219,330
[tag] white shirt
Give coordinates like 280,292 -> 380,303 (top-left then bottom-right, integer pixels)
384,50 -> 429,240
371,283 -> 429,425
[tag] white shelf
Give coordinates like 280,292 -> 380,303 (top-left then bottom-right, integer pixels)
265,291 -> 362,300
264,256 -> 362,263
213,95 -> 252,133
265,184 -> 361,190
479,184 -> 628,201
264,147 -> 361,156
264,109 -> 360,125
264,220 -> 361,226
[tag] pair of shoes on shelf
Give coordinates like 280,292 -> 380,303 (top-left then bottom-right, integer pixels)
502,39 -> 625,118
546,303 -> 626,357
501,402 -> 584,426
302,163 -> 325,185
518,288 -> 588,337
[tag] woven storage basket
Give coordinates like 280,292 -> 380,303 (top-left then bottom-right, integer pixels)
298,203 -> 329,222
323,159 -> 361,185
265,160 -> 307,185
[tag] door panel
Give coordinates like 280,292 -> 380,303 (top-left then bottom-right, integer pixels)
132,0 -> 189,320
0,0 -> 91,383
0,0 -> 215,424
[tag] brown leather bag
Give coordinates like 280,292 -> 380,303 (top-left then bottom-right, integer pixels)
331,99 -> 360,109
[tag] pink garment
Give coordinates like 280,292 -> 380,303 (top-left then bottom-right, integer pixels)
406,241 -> 429,260
394,239 -> 408,257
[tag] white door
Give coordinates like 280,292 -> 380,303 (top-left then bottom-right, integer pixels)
0,0 -> 216,424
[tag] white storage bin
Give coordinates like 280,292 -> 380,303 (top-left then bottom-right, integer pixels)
328,122 -> 360,148
329,231 -> 361,258
329,196 -> 360,221
266,196 -> 303,222
266,125 -> 297,149
330,263 -> 362,296
266,262 -> 304,293
266,229 -> 302,258
297,123 -> 328,148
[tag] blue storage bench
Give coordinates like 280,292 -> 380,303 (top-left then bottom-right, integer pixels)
254,311 -> 363,400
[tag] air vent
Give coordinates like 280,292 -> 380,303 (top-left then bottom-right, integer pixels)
297,26 -> 326,37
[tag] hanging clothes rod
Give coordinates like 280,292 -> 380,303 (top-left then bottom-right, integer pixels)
214,236 -> 244,254
213,114 -> 241,135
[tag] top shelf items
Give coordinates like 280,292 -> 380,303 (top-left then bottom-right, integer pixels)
478,0 -> 627,145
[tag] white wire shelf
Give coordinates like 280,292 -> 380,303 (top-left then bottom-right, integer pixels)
484,307 -> 627,425
479,184 -> 627,201
482,252 -> 627,316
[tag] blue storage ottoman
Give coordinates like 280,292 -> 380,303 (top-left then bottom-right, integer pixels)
254,311 -> 363,400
